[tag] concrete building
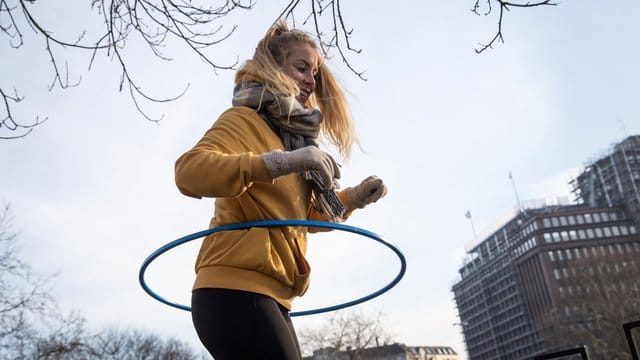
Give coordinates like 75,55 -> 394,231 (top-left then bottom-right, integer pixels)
571,135 -> 640,223
305,343 -> 460,360
452,135 -> 640,359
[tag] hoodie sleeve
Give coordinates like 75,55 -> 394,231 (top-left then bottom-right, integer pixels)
175,108 -> 275,199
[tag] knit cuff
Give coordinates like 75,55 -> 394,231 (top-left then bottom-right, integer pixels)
345,187 -> 366,209
262,150 -> 290,178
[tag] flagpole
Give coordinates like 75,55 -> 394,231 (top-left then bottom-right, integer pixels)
509,171 -> 524,213
465,210 -> 477,239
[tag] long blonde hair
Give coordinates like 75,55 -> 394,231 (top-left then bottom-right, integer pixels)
235,21 -> 355,159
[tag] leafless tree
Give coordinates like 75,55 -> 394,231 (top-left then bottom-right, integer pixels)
30,311 -> 94,360
1,0 -> 255,139
536,248 -> 640,359
87,327 -> 208,359
298,309 -> 394,357
0,203 -> 90,359
471,0 -> 557,53
0,204 -> 206,359
0,203 -> 49,356
2,0 -> 558,139
0,0 -> 359,139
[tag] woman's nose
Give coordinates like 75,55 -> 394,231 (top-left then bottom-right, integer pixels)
304,73 -> 315,88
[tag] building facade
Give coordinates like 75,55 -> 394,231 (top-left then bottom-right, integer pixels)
571,135 -> 640,223
452,135 -> 640,359
306,343 -> 460,360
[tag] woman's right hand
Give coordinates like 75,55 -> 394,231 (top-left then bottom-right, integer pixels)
262,147 -> 341,188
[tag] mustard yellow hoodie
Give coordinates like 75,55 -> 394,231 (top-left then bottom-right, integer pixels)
175,106 -> 353,309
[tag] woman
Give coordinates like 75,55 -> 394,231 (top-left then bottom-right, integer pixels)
175,21 -> 387,359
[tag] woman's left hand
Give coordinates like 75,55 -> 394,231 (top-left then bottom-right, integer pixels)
345,175 -> 388,209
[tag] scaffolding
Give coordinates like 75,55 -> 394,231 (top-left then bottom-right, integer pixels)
571,135 -> 640,225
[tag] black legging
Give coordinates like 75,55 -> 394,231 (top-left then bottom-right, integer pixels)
191,288 -> 302,360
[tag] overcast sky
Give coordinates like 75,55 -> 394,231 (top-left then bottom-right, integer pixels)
2,1 -> 640,358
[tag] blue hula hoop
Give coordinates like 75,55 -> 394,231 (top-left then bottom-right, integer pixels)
138,220 -> 406,317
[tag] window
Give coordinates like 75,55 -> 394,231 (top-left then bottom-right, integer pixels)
560,216 -> 568,226
593,213 -> 601,222
553,232 -> 561,242
557,250 -> 564,261
611,212 -> 618,221
595,228 -> 603,238
565,249 -> 572,259
561,231 -> 569,241
569,230 -> 578,240
576,215 -> 585,224
574,248 -> 581,258
631,226 -> 637,234
578,229 -> 587,239
543,218 -> 551,227
612,226 -> 620,236
568,215 -> 576,225
544,233 -> 552,243
603,227 -> 612,237
587,228 -> 595,239
548,251 -> 555,261
584,213 -> 593,223
621,226 -> 629,235
552,217 -> 560,227
601,212 -> 610,222
554,269 -> 561,280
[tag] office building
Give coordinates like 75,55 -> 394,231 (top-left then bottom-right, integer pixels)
452,135 -> 640,359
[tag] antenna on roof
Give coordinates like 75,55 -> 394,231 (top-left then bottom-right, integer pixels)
509,171 -> 525,214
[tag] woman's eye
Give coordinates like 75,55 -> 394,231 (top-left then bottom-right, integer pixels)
297,66 -> 306,73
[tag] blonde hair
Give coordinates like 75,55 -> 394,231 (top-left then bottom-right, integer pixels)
235,21 -> 355,159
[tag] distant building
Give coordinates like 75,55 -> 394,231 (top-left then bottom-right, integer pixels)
571,135 -> 640,223
451,135 -> 640,359
305,343 -> 460,360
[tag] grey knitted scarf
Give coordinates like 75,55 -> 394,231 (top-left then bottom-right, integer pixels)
232,81 -> 345,222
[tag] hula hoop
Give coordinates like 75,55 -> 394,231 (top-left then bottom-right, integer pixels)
139,220 -> 406,317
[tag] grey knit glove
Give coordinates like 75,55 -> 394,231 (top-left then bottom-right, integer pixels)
345,176 -> 387,209
262,147 -> 341,189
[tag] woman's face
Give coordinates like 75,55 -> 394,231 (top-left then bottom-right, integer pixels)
281,41 -> 319,104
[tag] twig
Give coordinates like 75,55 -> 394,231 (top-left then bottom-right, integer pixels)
473,0 -> 557,54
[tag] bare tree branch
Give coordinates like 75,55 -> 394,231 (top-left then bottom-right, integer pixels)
472,0 -> 557,54
2,0 -> 561,137
537,248 -> 640,358
278,0 -> 366,80
1,0 -> 254,137
299,309 -> 394,357
0,87 -> 47,139
0,203 -> 209,359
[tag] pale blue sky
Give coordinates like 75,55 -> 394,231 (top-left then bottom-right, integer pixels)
2,1 -> 639,358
